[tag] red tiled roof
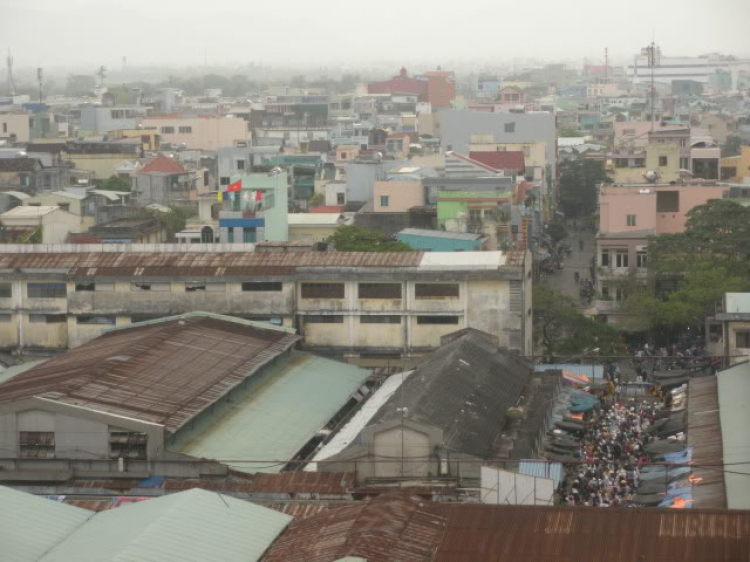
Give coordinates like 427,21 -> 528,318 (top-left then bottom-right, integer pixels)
310,205 -> 346,214
468,151 -> 526,173
140,155 -> 186,174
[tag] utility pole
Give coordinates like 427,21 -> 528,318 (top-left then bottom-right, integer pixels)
644,42 -> 661,131
604,47 -> 609,84
37,67 -> 43,103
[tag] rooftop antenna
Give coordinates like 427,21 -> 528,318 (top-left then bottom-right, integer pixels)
36,67 -> 43,103
6,50 -> 16,96
604,47 -> 609,84
644,41 -> 661,131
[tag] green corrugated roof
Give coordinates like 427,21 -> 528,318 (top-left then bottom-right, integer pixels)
39,489 -> 292,562
717,362 -> 750,510
0,359 -> 47,384
0,486 -> 93,562
172,352 -> 370,472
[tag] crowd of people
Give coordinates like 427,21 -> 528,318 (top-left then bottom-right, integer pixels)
558,399 -> 662,507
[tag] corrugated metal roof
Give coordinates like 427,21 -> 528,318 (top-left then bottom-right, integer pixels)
433,504 -> 750,562
717,362 -> 750,510
308,372 -> 413,470
0,486 -> 93,562
687,377 -> 726,508
363,330 -> 531,458
398,228 -> 484,241
38,488 -> 292,562
172,352 -> 370,472
262,493 -> 447,562
0,251 -> 426,276
0,314 -> 300,433
248,472 -> 356,494
518,460 -> 564,487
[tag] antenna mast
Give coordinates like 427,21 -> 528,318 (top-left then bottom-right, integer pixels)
37,67 -> 43,104
6,50 -> 16,96
644,42 -> 661,131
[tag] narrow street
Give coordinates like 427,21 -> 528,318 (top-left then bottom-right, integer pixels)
543,226 -> 596,304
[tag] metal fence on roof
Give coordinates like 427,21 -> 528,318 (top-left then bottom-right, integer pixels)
518,460 -> 564,487
534,363 -> 604,379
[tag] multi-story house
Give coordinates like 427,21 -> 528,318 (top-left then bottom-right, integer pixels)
595,182 -> 730,325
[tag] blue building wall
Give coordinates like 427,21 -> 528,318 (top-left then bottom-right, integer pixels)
396,233 -> 482,252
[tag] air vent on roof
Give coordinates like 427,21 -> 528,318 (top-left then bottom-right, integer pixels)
106,355 -> 132,362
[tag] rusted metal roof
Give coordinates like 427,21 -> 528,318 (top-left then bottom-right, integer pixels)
162,472 -> 355,495
433,504 -> 750,562
262,493 -> 447,562
261,502 -> 343,520
248,472 -> 355,494
0,251 -> 426,277
0,315 -> 300,433
688,377 -> 727,509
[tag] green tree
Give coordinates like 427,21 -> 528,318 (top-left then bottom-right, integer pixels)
625,265 -> 749,330
558,127 -> 586,138
558,160 -> 610,218
533,286 -> 624,358
721,135 -> 743,157
309,193 -> 325,208
328,225 -> 412,252
65,75 -> 96,96
99,175 -> 131,192
546,218 -> 568,245
648,199 -> 750,275
136,206 -> 196,241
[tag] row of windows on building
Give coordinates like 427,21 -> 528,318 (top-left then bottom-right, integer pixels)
600,250 -> 648,269
160,126 -> 193,134
304,315 -> 460,325
19,430 -> 147,459
1,282 -> 462,300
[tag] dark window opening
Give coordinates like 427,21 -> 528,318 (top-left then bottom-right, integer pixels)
301,282 -> 345,299
109,431 -> 148,460
656,191 -> 679,213
737,330 -> 750,349
20,431 -> 55,458
76,315 -> 116,325
0,283 -> 10,298
360,315 -> 401,324
305,315 -> 344,323
415,283 -> 459,299
242,282 -> 283,292
416,316 -> 460,324
27,283 -> 66,299
185,283 -> 206,292
358,283 -> 402,299
29,314 -> 66,324
75,283 -> 95,292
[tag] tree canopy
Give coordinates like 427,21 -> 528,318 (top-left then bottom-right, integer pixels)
533,286 -> 625,358
558,160 -> 610,219
99,175 -> 131,192
328,225 -> 412,252
626,199 -> 750,330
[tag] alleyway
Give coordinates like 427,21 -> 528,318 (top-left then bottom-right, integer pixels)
543,226 -> 596,304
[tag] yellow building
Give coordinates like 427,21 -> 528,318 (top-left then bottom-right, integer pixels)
287,213 -> 348,242
108,129 -> 161,151
720,146 -> 750,182
610,143 -> 680,184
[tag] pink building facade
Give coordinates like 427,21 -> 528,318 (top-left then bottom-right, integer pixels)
596,183 -> 729,321
373,180 -> 424,212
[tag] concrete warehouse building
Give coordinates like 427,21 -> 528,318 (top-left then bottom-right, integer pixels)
0,312 -> 372,479
0,246 -> 532,358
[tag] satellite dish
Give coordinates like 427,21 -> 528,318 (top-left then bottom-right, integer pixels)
643,170 -> 659,183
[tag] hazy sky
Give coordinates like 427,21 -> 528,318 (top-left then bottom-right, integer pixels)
2,0 -> 749,70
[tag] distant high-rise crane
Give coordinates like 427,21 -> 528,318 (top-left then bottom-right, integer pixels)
6,50 -> 16,96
